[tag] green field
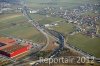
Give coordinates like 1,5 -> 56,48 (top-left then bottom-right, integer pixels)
39,17 -> 64,24
96,20 -> 100,34
29,14 -> 64,24
52,22 -> 74,35
0,13 -> 26,30
68,33 -> 100,58
26,0 -> 99,9
82,11 -> 99,17
0,13 -> 46,43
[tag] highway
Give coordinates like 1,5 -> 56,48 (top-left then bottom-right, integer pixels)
47,30 -> 64,58
22,5 -> 51,52
21,2 -> 65,66
22,2 -> 65,55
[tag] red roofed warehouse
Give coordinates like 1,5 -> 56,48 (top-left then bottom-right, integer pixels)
0,37 -> 30,58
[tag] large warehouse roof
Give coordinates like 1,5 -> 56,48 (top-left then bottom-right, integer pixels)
1,44 -> 27,54
0,37 -> 30,58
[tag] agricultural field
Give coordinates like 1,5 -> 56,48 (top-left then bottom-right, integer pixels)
0,13 -> 26,30
67,33 -> 100,58
29,14 -> 65,24
26,0 -> 99,9
51,22 -> 74,35
82,11 -> 99,17
0,13 -> 46,43
96,20 -> 100,34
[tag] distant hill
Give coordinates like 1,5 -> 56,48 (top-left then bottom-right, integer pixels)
0,0 -> 20,3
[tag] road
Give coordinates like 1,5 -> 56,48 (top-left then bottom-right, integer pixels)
20,2 -> 65,66
22,3 -> 65,55
47,30 -> 64,58
21,5 -> 52,52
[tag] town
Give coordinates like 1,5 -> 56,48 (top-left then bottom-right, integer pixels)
37,3 -> 100,38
